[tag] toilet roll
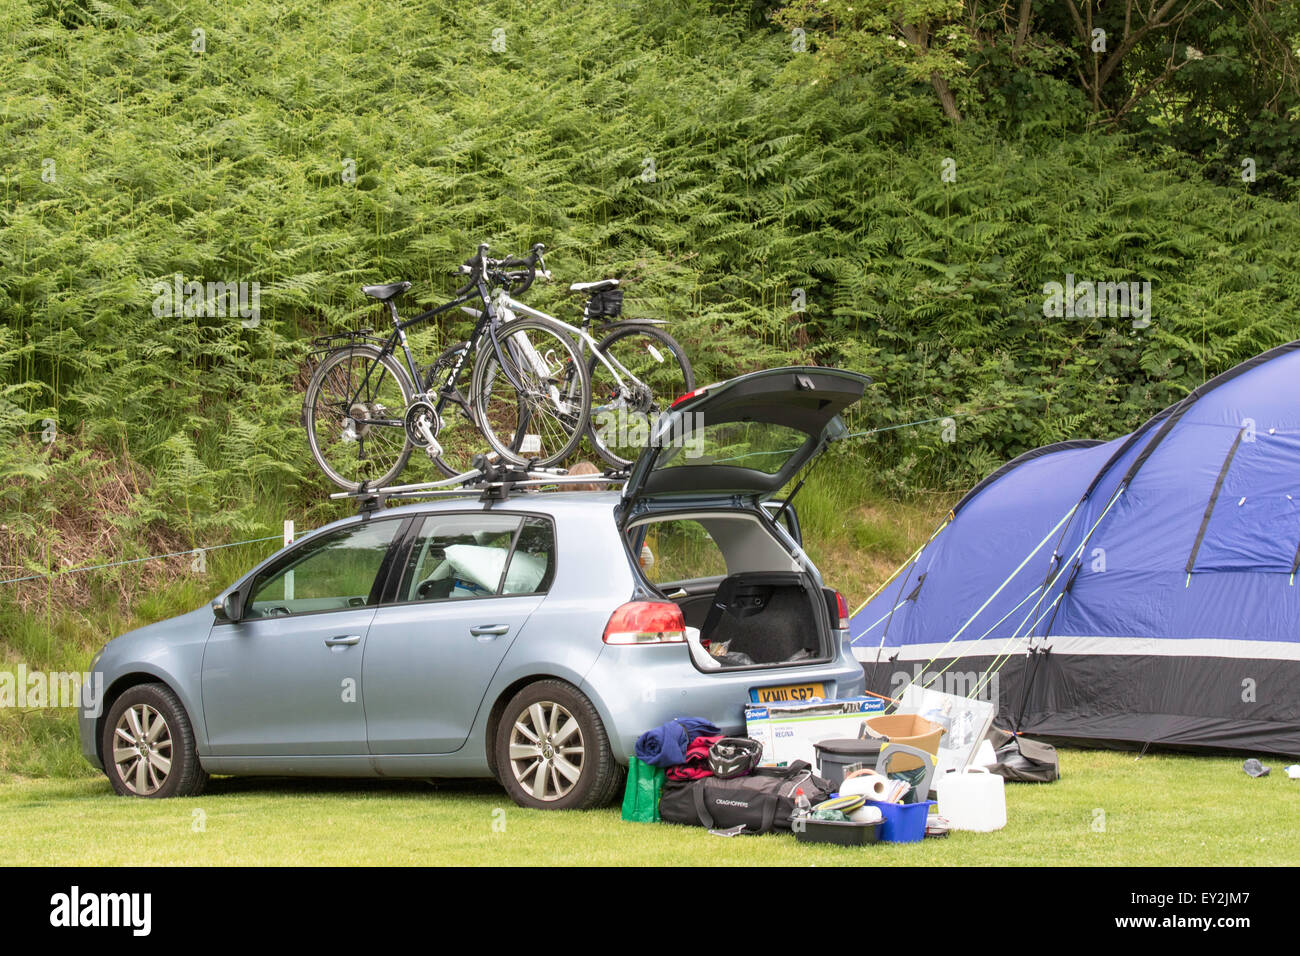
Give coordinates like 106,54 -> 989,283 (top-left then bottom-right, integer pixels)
848,805 -> 884,824
839,770 -> 890,800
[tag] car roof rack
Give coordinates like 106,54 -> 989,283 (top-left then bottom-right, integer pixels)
329,457 -> 629,514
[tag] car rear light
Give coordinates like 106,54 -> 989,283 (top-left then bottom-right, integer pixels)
824,588 -> 850,630
669,381 -> 721,408
603,601 -> 687,645
670,387 -> 704,408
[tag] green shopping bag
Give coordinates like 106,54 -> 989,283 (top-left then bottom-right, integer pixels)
621,757 -> 666,823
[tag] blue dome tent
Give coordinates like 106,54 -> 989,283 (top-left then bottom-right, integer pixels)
852,341 -> 1300,755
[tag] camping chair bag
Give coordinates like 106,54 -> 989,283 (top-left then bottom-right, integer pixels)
992,735 -> 1059,783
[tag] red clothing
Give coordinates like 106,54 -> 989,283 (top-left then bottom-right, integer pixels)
666,735 -> 724,781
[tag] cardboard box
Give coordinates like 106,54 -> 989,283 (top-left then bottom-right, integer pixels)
897,685 -> 995,778
744,697 -> 886,768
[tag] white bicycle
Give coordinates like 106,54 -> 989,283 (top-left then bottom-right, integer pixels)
431,245 -> 694,472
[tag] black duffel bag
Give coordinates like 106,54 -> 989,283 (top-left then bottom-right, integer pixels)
660,760 -> 832,834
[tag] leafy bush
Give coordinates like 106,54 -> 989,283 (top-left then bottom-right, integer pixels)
0,0 -> 1297,560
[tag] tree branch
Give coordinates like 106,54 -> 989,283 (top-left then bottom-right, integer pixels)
898,20 -> 963,122
1111,52 -> 1207,121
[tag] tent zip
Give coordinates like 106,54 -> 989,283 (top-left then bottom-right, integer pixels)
1012,643 -> 1049,732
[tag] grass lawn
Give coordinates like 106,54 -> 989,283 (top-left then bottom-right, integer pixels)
3,749 -> 1295,866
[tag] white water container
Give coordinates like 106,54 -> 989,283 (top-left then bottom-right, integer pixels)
936,766 -> 1006,832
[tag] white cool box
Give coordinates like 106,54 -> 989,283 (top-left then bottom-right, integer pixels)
744,697 -> 886,768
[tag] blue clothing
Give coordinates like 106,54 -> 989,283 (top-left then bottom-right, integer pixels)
634,717 -> 723,767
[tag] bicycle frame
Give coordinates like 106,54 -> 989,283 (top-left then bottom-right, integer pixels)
343,277 -> 531,432
489,291 -> 650,402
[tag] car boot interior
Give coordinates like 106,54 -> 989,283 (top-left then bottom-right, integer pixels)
626,510 -> 832,670
694,572 -> 824,666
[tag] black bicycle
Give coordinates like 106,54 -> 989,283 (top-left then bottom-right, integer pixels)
303,244 -> 591,490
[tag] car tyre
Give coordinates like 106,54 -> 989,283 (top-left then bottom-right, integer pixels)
495,680 -> 617,810
101,683 -> 208,798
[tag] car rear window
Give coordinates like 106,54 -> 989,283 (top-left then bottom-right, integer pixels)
634,518 -> 729,585
654,421 -> 810,474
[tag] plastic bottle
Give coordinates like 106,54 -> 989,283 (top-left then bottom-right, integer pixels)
794,787 -> 811,817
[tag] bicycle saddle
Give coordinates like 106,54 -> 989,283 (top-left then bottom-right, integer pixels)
569,278 -> 619,293
362,281 -> 411,302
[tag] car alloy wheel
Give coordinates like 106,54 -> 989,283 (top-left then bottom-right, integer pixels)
508,700 -> 586,802
112,703 -> 173,796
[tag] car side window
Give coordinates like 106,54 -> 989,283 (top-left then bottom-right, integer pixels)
504,517 -> 556,596
246,520 -> 400,618
396,514 -> 555,603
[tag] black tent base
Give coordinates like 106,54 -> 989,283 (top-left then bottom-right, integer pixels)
1004,732 -> 1300,761
860,650 -> 1300,759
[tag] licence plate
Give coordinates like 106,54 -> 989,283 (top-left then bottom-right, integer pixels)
750,682 -> 826,704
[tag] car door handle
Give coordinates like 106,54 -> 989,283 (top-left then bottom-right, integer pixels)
665,589 -> 688,599
324,634 -> 362,647
470,624 -> 510,637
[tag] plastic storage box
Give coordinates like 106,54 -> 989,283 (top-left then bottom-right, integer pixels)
794,818 -> 884,846
866,799 -> 936,843
813,737 -> 884,789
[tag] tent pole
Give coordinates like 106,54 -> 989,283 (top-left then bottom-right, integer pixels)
892,503 -> 1080,700
867,511 -> 954,684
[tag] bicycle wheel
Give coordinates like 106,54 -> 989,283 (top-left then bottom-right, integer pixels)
423,341 -> 487,479
303,344 -> 415,491
585,323 -> 695,468
471,318 -> 591,468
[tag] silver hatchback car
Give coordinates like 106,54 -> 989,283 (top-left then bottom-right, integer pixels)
81,367 -> 869,809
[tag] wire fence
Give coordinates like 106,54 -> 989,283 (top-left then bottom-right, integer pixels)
0,535 -> 285,587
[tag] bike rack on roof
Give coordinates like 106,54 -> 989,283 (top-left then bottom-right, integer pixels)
330,456 -> 629,515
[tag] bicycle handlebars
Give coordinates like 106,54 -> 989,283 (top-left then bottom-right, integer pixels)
452,242 -> 550,298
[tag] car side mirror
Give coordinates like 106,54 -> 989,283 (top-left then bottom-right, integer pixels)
212,590 -> 243,623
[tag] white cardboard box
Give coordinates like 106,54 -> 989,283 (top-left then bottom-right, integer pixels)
744,697 -> 887,768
